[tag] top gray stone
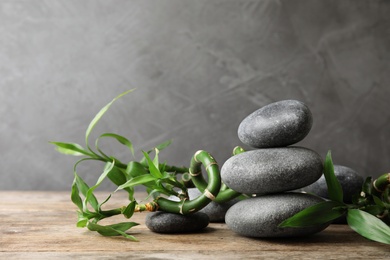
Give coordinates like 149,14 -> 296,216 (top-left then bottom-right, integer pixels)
238,100 -> 313,148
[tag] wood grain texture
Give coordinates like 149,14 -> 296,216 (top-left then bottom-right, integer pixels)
1,191 -> 389,259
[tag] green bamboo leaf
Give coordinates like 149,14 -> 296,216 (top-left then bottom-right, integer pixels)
84,161 -> 115,211
85,89 -> 134,152
126,161 -> 148,178
122,201 -> 136,219
98,194 -> 112,209
384,188 -> 390,204
71,179 -> 83,211
76,213 -> 88,228
107,165 -> 127,186
363,205 -> 384,216
87,221 -> 139,241
140,140 -> 172,166
347,209 -> 390,244
373,196 -> 385,208
96,132 -> 134,158
107,166 -> 135,197
142,151 -> 163,178
116,174 -> 157,191
155,140 -> 172,151
324,151 -> 343,203
279,200 -> 346,227
362,177 -> 373,195
153,148 -> 160,169
50,142 -> 92,156
74,172 -> 99,212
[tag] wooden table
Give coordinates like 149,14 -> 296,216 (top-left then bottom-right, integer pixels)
1,191 -> 389,259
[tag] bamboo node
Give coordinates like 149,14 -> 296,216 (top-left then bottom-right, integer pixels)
145,202 -> 158,212
194,150 -> 203,163
373,179 -> 384,193
205,162 -> 218,172
179,198 -> 187,215
189,168 -> 201,177
204,188 -> 216,201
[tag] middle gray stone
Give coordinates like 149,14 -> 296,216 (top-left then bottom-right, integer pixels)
221,147 -> 323,194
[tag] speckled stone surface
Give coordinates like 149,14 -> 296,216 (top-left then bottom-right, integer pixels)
303,165 -> 364,203
145,211 -> 209,233
169,188 -> 240,222
225,192 -> 329,238
238,100 -> 313,148
221,147 -> 323,194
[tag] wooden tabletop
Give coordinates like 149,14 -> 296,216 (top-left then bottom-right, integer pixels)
1,191 -> 389,259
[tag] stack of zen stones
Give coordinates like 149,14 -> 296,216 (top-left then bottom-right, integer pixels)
221,100 -> 329,238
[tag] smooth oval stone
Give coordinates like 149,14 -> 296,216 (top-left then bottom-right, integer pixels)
225,192 -> 329,238
145,211 -> 209,233
169,188 -> 240,222
303,165 -> 364,203
221,147 -> 323,194
238,100 -> 313,148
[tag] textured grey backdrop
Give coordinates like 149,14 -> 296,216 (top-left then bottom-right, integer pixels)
1,0 -> 389,190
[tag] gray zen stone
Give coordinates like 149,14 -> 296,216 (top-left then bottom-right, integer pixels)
221,147 -> 323,194
225,192 -> 329,238
303,165 -> 364,203
169,188 -> 240,222
238,100 -> 313,148
145,211 -> 209,233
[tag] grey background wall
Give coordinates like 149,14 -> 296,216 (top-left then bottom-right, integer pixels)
1,0 -> 389,191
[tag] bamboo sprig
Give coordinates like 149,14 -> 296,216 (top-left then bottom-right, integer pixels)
50,90 -> 229,240
279,151 -> 390,245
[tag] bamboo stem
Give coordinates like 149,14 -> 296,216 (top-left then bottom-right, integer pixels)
154,150 -> 222,214
189,149 -> 242,203
373,173 -> 390,193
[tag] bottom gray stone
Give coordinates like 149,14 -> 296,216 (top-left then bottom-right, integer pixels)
145,211 -> 209,233
225,192 -> 329,238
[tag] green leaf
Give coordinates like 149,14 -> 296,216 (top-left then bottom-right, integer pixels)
126,161 -> 148,178
279,200 -> 346,227
85,89 -> 134,152
76,213 -> 88,228
142,151 -> 163,178
347,209 -> 390,244
140,140 -> 172,166
323,151 -> 343,203
155,140 -> 172,151
50,142 -> 92,156
96,133 -> 134,158
84,161 -> 115,211
362,177 -> 373,195
71,179 -> 83,211
122,201 -> 136,219
363,205 -> 384,216
87,221 -> 139,241
107,165 -> 128,186
373,196 -> 386,208
152,148 -> 160,169
98,194 -> 112,209
74,172 -> 99,212
116,174 -> 157,191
